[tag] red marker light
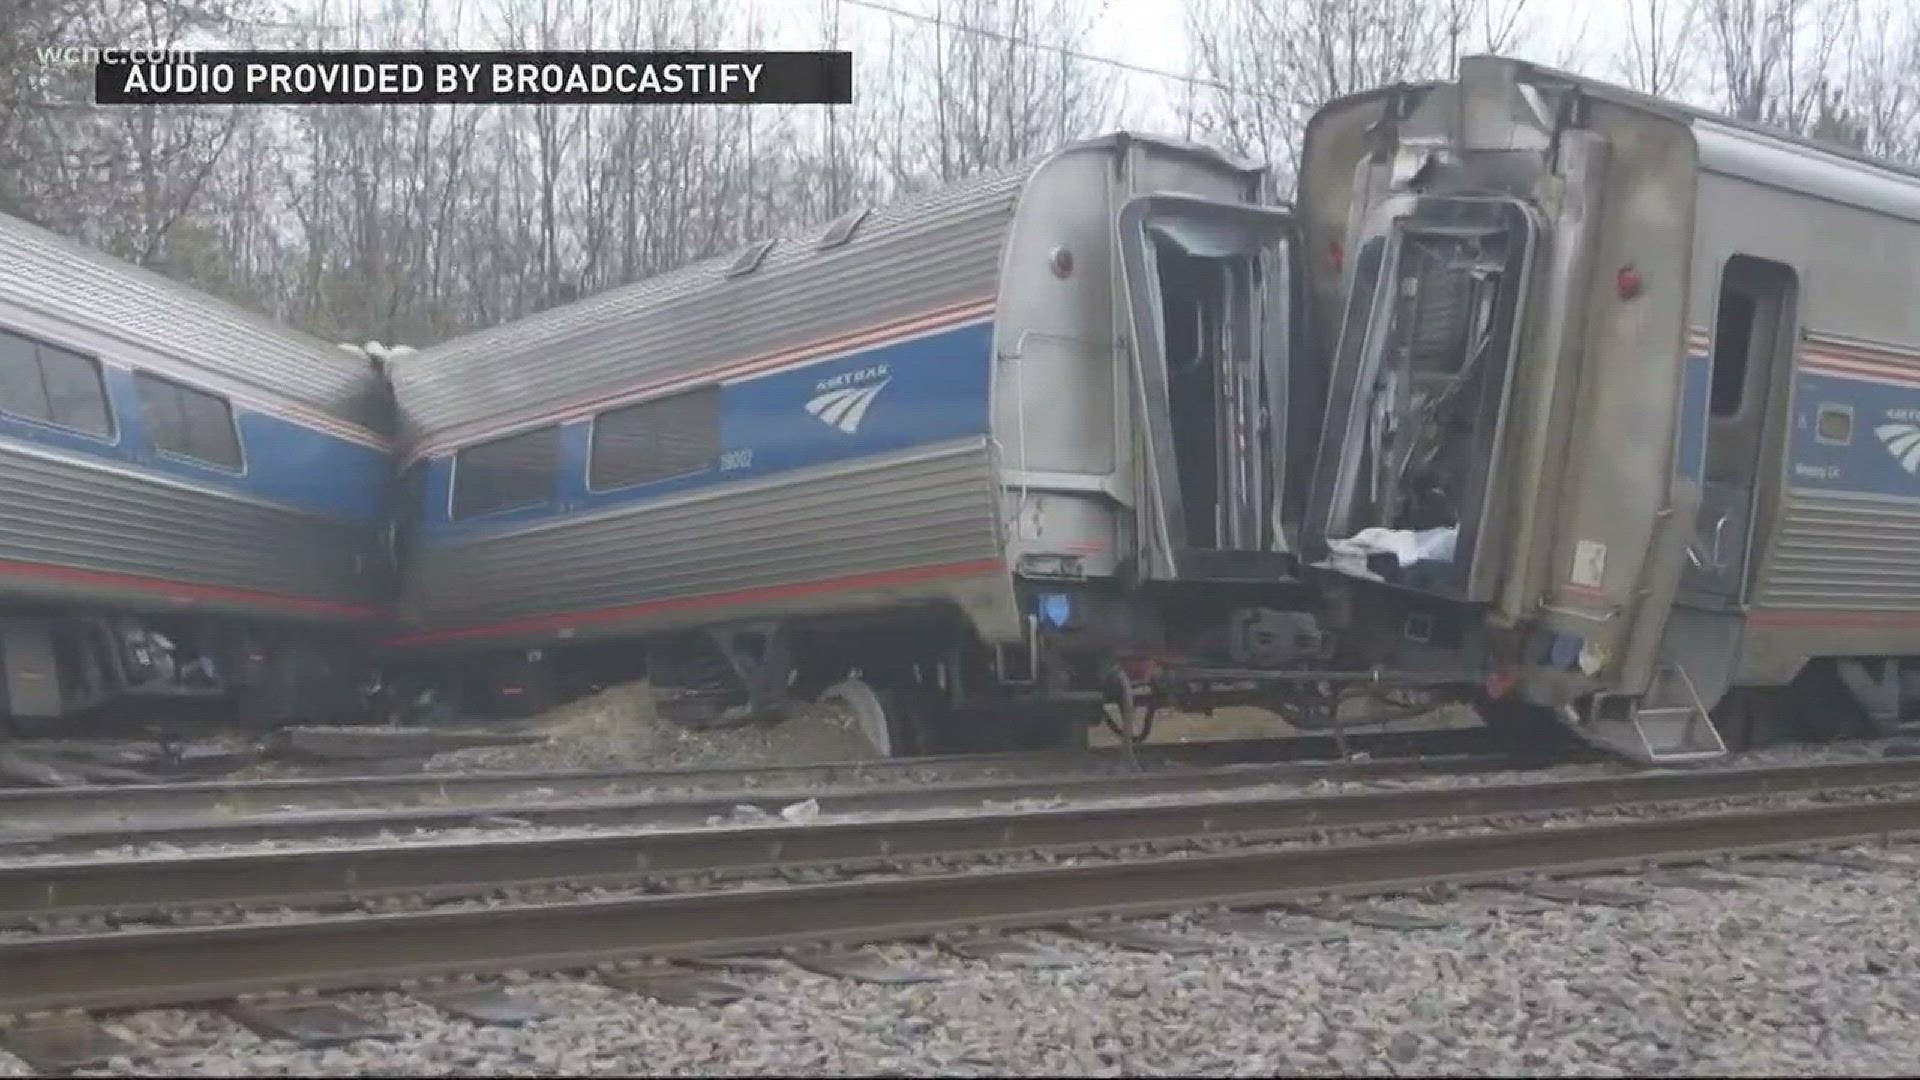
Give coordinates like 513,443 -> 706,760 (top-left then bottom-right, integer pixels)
1329,240 -> 1345,271
1617,265 -> 1643,299
1049,246 -> 1074,278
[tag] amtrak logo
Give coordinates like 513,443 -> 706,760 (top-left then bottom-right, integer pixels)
806,365 -> 891,435
1878,420 -> 1920,476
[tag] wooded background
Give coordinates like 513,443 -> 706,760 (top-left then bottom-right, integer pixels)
3,0 -> 1914,349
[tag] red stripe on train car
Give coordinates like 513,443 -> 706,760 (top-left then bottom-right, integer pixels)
0,559 -> 383,619
1747,610 -> 1920,629
383,558 -> 1011,648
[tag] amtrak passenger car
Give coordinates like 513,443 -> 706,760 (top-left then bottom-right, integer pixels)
387,133 -> 1317,752
0,211 -> 393,726
1290,57 -> 1920,763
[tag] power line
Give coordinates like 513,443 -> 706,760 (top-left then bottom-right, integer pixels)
836,0 -> 1243,97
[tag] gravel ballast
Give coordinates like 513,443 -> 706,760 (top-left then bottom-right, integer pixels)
5,846 -> 1915,1076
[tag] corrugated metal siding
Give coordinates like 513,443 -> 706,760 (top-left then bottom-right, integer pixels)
1753,489 -> 1920,611
0,213 -> 380,426
403,441 -> 1001,631
388,163 -> 1035,450
0,444 -> 383,609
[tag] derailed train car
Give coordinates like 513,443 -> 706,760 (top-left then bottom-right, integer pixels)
388,60 -> 1920,762
383,132 -> 1329,752
1291,56 -> 1920,762
0,212 -> 395,727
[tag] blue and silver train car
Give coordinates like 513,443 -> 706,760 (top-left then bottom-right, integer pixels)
386,132 -> 1322,752
1291,56 -> 1920,763
0,211 -> 394,727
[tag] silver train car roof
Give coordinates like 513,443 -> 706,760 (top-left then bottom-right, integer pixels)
386,130 -> 1266,454
0,208 -> 384,424
1307,53 -> 1920,188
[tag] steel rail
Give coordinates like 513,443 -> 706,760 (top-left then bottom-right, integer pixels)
6,757 -> 1919,923
0,726 -> 1507,829
2,794 -> 1916,1013
0,748 -> 1559,857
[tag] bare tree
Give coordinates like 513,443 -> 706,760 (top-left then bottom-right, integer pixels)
0,0 -> 88,222
1437,0 -> 1538,74
1832,0 -> 1920,159
1180,0 -> 1466,185
1619,0 -> 1702,95
1,0 -> 275,279
1701,0 -> 1847,129
909,0 -> 1116,184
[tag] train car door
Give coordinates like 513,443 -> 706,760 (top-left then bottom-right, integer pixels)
1115,194 -> 1298,582
1679,255 -> 1799,609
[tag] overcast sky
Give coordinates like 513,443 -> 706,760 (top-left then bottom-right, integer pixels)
755,0 -> 1615,129
282,0 -> 1899,132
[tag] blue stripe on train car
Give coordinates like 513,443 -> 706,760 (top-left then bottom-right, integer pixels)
1786,372 -> 1920,499
0,366 -> 391,526
421,320 -> 997,542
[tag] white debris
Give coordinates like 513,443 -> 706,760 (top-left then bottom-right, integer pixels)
779,798 -> 821,824
1318,525 -> 1459,581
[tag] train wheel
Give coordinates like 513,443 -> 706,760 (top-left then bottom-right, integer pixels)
820,679 -> 929,758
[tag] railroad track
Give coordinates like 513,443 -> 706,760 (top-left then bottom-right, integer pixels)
0,746 -> 1576,858
5,756 -> 1917,924
2,757 -> 1917,1021
0,725 -> 1514,831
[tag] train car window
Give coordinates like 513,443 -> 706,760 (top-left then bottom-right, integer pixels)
1708,256 -> 1794,420
0,329 -> 113,438
38,343 -> 114,437
453,426 -> 560,520
135,372 -> 243,470
588,386 -> 721,491
1709,299 -> 1753,417
0,330 -> 52,421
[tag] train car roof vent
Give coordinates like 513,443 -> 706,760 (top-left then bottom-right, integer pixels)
726,237 -> 778,279
817,206 -> 872,251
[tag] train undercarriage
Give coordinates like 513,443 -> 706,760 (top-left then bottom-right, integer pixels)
0,606 -> 371,734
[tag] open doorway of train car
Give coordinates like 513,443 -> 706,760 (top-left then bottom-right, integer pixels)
1679,254 -> 1797,609
1160,250 -> 1257,551
1117,194 -> 1297,584
1308,197 -> 1538,603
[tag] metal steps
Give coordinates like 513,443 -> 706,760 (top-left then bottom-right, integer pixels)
1561,663 -> 1727,766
